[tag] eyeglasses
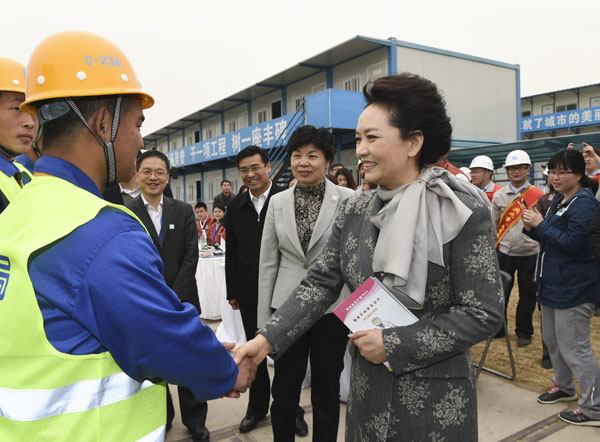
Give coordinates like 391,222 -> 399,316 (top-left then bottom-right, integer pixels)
548,171 -> 574,177
139,169 -> 168,178
239,164 -> 266,176
507,165 -> 529,172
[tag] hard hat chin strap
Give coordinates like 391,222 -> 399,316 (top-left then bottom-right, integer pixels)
0,144 -> 18,159
65,97 -> 122,188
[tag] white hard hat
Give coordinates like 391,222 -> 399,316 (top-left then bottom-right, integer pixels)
469,155 -> 494,171
504,150 -> 531,168
459,167 -> 472,180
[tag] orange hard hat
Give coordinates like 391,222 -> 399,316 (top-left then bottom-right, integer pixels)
21,30 -> 153,114
0,57 -> 26,94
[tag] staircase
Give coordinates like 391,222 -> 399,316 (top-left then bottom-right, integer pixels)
269,100 -> 306,188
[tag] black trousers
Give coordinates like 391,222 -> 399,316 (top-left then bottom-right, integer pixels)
240,303 -> 271,417
497,251 -> 537,338
271,313 -> 348,442
166,385 -> 207,430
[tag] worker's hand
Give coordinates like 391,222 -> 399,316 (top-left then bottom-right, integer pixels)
233,334 -> 273,366
224,357 -> 257,398
522,207 -> 543,230
582,143 -> 600,165
567,142 -> 575,150
349,329 -> 388,365
222,342 -> 235,351
229,299 -> 240,310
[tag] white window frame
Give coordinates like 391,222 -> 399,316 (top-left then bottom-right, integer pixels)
257,109 -> 268,124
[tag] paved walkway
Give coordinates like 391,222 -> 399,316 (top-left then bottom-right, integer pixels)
165,367 -> 599,441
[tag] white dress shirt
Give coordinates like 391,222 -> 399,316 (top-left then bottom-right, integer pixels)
120,183 -> 141,199
250,180 -> 273,215
142,194 -> 163,238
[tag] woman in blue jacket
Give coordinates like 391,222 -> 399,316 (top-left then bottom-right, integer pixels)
523,148 -> 600,427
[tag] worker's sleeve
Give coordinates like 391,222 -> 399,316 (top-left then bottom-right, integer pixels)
87,228 -> 238,400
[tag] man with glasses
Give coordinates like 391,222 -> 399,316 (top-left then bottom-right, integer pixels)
128,150 -> 209,441
225,145 -> 307,435
492,150 -> 544,347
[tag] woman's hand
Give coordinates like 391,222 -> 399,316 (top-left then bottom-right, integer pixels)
348,329 -> 388,365
233,334 -> 273,366
522,207 -> 544,230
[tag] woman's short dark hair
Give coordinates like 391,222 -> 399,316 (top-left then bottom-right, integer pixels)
335,167 -> 358,190
213,204 -> 226,212
286,125 -> 335,163
548,149 -> 599,194
363,73 -> 452,167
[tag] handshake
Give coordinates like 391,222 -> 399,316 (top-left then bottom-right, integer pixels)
222,335 -> 274,398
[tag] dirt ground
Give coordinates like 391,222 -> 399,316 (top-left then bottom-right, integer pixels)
470,287 -> 600,395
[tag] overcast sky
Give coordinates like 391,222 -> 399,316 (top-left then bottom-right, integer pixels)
3,0 -> 598,136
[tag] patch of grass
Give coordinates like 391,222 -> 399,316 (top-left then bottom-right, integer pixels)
470,287 -> 600,394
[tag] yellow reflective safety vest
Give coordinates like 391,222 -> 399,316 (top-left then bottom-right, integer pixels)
0,160 -> 30,205
0,175 -> 166,441
14,160 -> 34,182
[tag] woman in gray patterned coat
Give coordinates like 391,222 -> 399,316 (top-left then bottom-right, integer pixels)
235,73 -> 504,442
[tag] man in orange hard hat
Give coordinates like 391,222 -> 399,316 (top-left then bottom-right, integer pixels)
0,57 -> 38,214
0,31 -> 255,442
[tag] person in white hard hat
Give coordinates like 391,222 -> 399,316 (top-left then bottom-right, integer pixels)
491,149 -> 544,347
469,155 -> 501,203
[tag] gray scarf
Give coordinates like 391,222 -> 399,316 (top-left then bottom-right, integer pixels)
371,167 -> 490,310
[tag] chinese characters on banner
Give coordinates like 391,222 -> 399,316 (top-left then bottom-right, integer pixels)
166,115 -> 293,168
521,106 -> 600,133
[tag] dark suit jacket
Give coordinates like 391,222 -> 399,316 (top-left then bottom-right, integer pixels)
225,184 -> 283,307
127,195 -> 201,313
102,184 -> 125,205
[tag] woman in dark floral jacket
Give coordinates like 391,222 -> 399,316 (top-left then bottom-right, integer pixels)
236,73 -> 503,442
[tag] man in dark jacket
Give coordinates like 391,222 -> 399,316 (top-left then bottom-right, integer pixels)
590,204 -> 600,268
213,179 -> 234,211
225,145 -> 307,435
127,150 -> 208,441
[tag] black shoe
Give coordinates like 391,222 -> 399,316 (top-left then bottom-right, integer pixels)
541,356 -> 552,369
191,426 -> 210,441
239,414 -> 265,433
559,408 -> 600,426
537,384 -> 577,404
295,415 -> 308,437
517,336 -> 531,347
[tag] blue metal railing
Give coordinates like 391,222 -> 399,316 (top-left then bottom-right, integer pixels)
269,100 -> 306,184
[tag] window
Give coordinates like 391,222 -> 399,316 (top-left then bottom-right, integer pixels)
238,112 -> 248,129
204,128 -> 213,140
194,130 -> 200,143
591,97 -> 600,107
257,109 -> 268,123
556,103 -> 576,112
186,135 -> 193,146
522,110 -> 531,117
227,120 -> 237,133
541,104 -> 554,114
344,74 -> 361,92
294,95 -> 306,111
271,100 -> 282,119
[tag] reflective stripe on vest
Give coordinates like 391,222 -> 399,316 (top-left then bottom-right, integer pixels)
0,374 -> 154,421
136,425 -> 166,442
0,175 -> 165,441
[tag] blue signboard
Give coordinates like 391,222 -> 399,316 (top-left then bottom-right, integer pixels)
165,114 -> 295,168
521,106 -> 600,133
